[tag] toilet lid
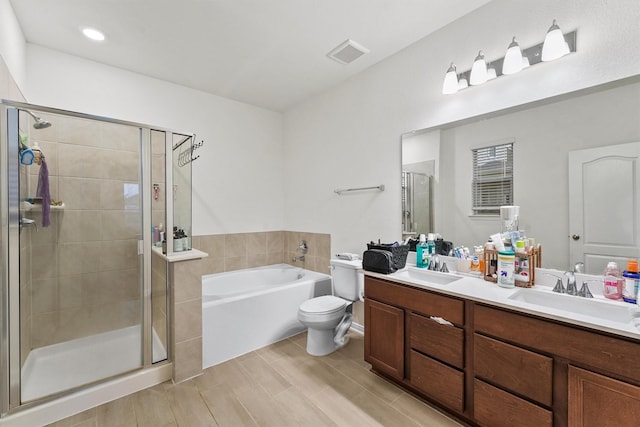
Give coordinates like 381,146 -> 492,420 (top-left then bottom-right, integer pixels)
299,295 -> 347,314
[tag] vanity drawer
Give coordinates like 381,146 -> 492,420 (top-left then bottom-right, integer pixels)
474,379 -> 552,427
410,313 -> 464,369
410,350 -> 464,412
474,334 -> 553,406
365,277 -> 464,325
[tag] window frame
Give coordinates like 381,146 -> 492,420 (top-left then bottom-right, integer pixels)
471,140 -> 514,216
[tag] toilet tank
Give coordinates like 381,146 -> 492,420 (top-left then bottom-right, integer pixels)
330,259 -> 363,301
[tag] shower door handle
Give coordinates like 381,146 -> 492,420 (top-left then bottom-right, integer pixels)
20,217 -> 38,232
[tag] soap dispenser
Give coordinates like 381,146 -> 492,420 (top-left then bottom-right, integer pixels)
416,234 -> 428,268
603,262 -> 622,300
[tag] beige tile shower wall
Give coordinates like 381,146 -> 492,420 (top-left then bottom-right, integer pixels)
194,231 -> 331,276
151,130 -> 166,231
28,115 -> 144,348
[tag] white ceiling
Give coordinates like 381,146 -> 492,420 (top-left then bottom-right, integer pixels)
10,0 -> 490,112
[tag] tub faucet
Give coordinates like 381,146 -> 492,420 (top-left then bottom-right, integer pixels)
292,256 -> 305,262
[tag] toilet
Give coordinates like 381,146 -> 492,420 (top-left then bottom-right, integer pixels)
298,259 -> 364,356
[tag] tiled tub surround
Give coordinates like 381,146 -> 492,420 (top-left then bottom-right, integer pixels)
193,231 -> 331,276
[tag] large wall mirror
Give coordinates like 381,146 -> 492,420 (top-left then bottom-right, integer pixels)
402,77 -> 640,274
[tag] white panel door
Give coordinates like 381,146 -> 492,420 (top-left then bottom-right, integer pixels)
569,142 -> 640,274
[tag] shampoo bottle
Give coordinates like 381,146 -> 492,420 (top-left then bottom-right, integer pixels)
603,262 -> 623,300
622,259 -> 639,304
416,234 -> 428,268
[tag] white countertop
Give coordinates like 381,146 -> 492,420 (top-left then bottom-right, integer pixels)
365,263 -> 640,340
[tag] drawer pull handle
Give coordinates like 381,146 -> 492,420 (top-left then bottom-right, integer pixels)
429,316 -> 454,327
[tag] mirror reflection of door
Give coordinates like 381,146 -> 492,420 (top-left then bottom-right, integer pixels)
569,142 -> 640,275
402,170 -> 433,237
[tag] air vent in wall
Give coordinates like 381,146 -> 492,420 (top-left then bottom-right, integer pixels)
327,39 -> 369,65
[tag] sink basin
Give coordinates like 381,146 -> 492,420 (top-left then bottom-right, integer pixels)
508,289 -> 635,324
394,267 -> 463,285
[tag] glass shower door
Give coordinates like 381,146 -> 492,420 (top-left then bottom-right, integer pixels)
13,107 -> 145,403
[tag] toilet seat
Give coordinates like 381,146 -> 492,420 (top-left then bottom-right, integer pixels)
299,295 -> 347,315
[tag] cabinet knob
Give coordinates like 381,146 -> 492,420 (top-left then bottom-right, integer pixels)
571,234 -> 580,241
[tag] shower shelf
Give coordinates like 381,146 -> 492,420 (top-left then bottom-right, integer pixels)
22,201 -> 65,211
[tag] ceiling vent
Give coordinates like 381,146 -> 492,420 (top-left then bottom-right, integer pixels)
327,39 -> 369,65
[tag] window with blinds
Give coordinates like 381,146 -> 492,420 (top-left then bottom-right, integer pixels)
471,142 -> 513,215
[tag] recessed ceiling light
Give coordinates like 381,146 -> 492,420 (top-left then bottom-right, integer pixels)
81,27 -> 105,42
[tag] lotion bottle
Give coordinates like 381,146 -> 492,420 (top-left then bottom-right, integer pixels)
622,259 -> 639,304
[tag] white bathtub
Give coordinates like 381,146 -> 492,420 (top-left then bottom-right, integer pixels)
202,264 -> 332,368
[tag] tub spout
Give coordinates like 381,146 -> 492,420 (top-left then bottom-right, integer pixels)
292,256 -> 305,262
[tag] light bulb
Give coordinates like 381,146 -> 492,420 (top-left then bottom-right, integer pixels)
542,19 -> 570,61
442,63 -> 459,94
469,51 -> 488,85
503,37 -> 523,75
487,66 -> 497,80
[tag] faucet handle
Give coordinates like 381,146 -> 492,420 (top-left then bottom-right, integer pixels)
552,278 -> 566,293
577,281 -> 594,298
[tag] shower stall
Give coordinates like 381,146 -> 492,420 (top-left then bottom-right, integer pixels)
0,101 -> 193,416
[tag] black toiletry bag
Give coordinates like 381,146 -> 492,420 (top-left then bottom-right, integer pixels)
363,249 -> 398,274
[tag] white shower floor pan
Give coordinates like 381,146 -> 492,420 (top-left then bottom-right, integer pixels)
21,325 -> 167,402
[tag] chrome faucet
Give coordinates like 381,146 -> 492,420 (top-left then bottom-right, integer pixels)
566,262 -> 585,296
565,271 -> 578,296
292,255 -> 305,262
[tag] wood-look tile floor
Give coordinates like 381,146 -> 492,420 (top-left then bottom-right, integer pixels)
48,331 -> 462,427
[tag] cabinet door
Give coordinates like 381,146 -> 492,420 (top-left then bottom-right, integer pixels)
364,298 -> 404,380
568,365 -> 640,427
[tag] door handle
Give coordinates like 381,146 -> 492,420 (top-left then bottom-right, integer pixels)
571,234 -> 580,241
20,218 -> 38,232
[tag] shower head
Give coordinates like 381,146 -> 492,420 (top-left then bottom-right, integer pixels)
23,109 -> 52,129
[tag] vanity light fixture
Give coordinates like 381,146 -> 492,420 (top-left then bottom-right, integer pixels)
441,19 -> 576,95
81,27 -> 105,42
541,19 -> 570,61
502,37 -> 523,75
442,63 -> 459,94
469,51 -> 488,85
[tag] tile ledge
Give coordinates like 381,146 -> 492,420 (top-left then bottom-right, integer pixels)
151,246 -> 208,262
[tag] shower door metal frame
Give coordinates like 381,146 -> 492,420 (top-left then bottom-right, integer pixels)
0,107 -> 21,412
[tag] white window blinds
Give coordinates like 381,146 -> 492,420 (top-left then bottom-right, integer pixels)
471,142 -> 513,215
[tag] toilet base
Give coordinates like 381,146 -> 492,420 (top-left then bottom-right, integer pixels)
305,313 -> 352,356
306,328 -> 339,356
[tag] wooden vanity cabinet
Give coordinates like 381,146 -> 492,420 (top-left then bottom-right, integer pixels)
364,275 -> 640,427
364,276 -> 466,414
474,304 -> 640,427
